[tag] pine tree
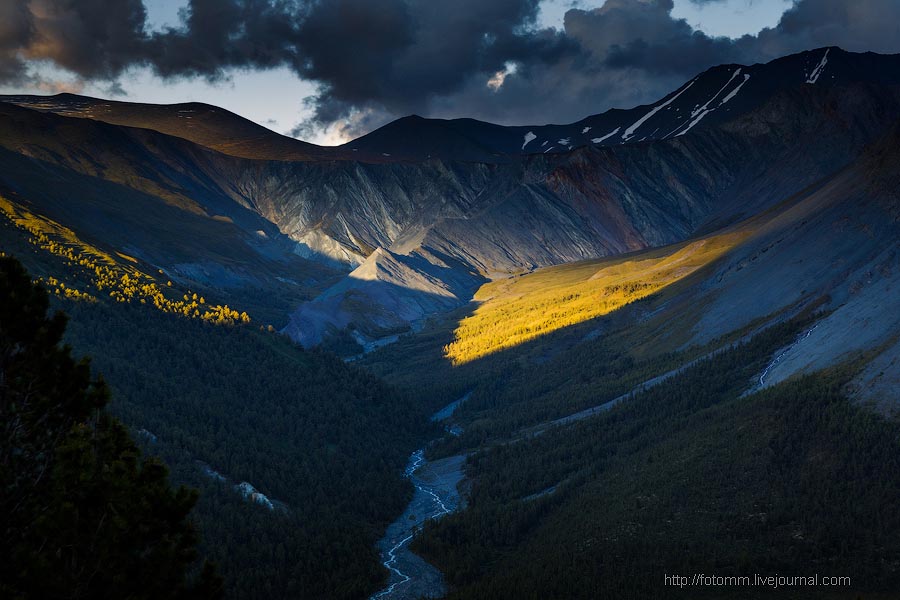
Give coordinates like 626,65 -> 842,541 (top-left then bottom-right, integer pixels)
0,256 -> 222,600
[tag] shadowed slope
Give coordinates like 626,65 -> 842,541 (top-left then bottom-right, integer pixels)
0,93 -> 342,162
345,48 -> 900,160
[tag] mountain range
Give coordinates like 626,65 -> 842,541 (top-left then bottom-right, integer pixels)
5,46 -> 897,363
3,44 -> 900,599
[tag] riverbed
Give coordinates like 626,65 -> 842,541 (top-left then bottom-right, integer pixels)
370,393 -> 470,600
370,450 -> 466,599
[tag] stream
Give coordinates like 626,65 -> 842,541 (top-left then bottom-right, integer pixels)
757,324 -> 819,387
370,400 -> 468,600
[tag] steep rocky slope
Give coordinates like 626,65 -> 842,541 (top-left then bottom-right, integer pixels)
2,48 -> 899,348
683,121 -> 900,402
0,102 -> 339,325
282,80 -> 900,344
358,120 -> 900,427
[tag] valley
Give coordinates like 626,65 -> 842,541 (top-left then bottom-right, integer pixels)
2,45 -> 899,600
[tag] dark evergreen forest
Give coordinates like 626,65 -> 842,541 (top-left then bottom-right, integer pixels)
411,320 -> 900,598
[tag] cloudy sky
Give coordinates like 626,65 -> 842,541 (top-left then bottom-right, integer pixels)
1,0 -> 898,144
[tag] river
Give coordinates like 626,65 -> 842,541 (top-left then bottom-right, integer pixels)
370,399 -> 468,599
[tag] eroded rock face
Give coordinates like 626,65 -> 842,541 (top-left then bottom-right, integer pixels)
274,82 -> 900,347
283,247 -> 485,346
3,48 -> 900,348
678,122 -> 900,403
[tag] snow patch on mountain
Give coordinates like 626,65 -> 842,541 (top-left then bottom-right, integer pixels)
694,69 -> 742,118
622,80 -> 696,141
673,70 -> 750,138
522,131 -> 537,150
720,73 -> 750,104
806,48 -> 830,84
592,127 -> 620,144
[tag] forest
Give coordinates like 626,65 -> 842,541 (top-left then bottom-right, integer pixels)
1,217 -> 433,599
1,255 -> 222,599
5,188 -> 898,600
60,299 -> 428,599
410,318 -> 900,598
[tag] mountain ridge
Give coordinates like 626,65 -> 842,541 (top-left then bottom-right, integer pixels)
342,46 -> 900,160
0,92 -> 342,162
2,47 -> 900,349
6,47 -> 900,166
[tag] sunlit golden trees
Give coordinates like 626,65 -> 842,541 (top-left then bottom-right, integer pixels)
0,195 -> 252,326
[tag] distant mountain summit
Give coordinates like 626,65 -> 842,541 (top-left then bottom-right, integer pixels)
343,47 -> 900,160
5,47 -> 899,165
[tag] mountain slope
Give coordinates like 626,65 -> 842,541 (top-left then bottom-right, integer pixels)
0,92 -> 341,162
1,211 -> 426,600
360,115 -> 900,440
344,47 -> 900,160
2,48 -> 899,350
284,77 -> 900,346
355,117 -> 900,600
0,102 -> 340,325
414,345 -> 900,599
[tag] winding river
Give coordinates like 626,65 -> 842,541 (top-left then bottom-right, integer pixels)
370,402 -> 468,600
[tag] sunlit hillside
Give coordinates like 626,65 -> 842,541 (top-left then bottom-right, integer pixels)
0,195 -> 250,325
444,231 -> 751,364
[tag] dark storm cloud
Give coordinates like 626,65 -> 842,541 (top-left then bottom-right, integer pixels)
750,0 -> 900,57
428,0 -> 746,126
2,0 -> 305,83
0,0 -> 34,82
570,0 -> 745,75
1,0 -> 900,137
290,0 -> 575,131
147,0 -> 306,80
26,0 -> 148,78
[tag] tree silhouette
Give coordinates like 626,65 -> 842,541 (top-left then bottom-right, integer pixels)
0,256 -> 222,600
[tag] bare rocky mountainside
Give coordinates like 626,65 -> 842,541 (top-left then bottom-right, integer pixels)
1,47 -> 898,394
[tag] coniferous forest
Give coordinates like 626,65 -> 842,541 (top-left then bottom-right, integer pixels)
1,251 -> 428,599
410,322 -> 900,598
1,256 -> 221,599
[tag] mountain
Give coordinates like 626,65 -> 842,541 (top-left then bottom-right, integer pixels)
9,47 -> 899,168
0,101 -> 344,326
3,45 -> 900,600
286,69 -> 900,344
343,47 -> 900,160
362,115 -> 900,422
357,102 -> 900,600
3,48 -> 900,347
0,92 -> 343,162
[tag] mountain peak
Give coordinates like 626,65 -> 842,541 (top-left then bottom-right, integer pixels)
341,47 -> 900,162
